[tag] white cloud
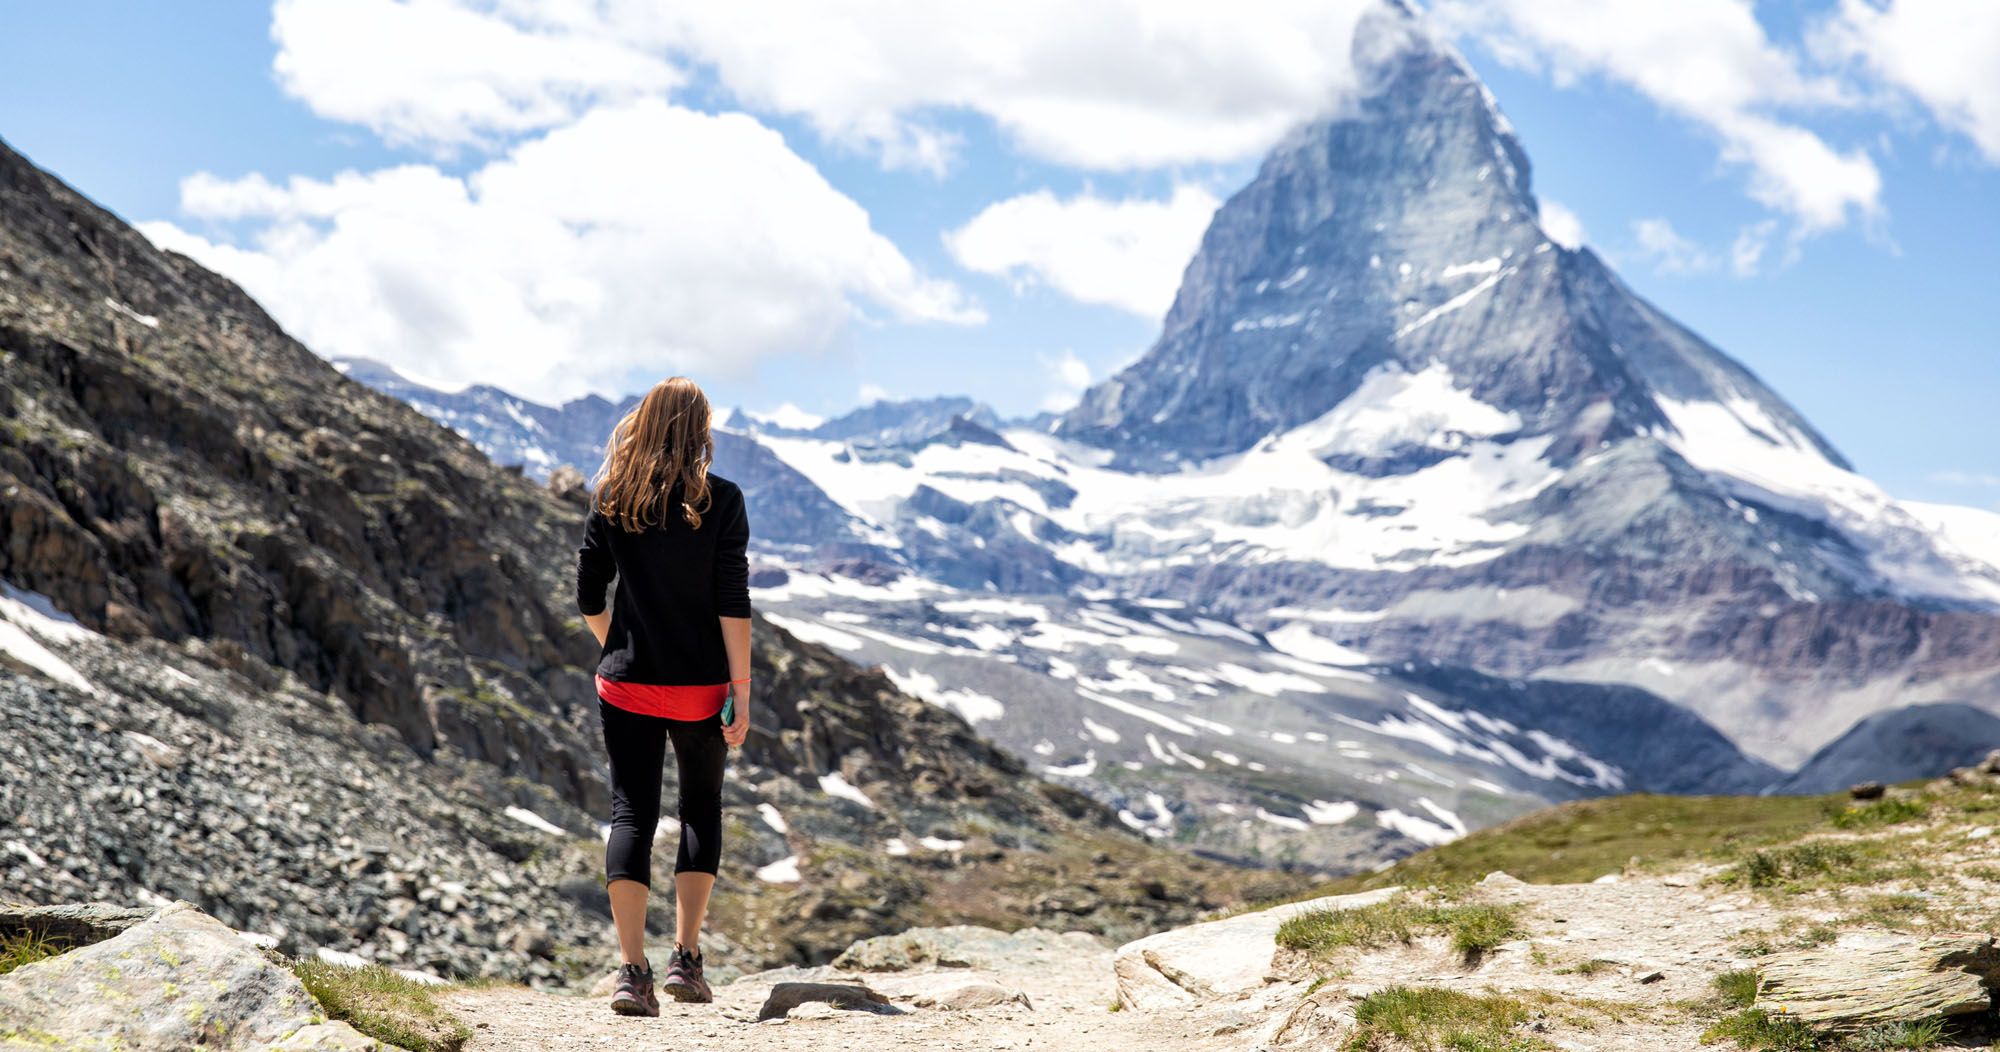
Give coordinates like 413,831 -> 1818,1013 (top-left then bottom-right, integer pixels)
270,0 -> 681,149
1433,0 -> 1879,231
1730,219 -> 1778,276
1536,198 -> 1586,248
1039,350 -> 1094,412
857,382 -> 890,404
945,185 -> 1221,317
1814,0 -> 2000,163
269,0 -> 1396,171
140,100 -> 979,401
659,0 -> 1398,170
1632,217 -> 1716,274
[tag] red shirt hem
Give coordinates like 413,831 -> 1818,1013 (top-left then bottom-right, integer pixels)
596,674 -> 727,721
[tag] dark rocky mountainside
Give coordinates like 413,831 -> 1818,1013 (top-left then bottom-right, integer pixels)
0,134 -> 1300,983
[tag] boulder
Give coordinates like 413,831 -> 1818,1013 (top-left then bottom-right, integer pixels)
757,981 -> 893,1021
1756,932 -> 2000,1031
0,901 -> 378,1049
1113,887 -> 1400,1010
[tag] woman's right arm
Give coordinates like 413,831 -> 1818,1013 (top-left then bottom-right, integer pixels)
576,509 -> 616,646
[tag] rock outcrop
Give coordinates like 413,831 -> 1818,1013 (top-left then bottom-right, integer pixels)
0,901 -> 377,1049
1755,932 -> 2000,1031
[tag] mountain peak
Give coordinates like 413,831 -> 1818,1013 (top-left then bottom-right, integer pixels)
1056,16 -> 1842,480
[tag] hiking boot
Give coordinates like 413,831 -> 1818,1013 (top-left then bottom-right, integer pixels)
609,961 -> 659,1017
659,946 -> 712,1004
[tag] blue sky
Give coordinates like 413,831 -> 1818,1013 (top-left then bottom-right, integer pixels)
2,0 -> 1997,508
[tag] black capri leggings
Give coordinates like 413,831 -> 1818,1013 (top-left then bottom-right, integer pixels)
599,699 -> 727,884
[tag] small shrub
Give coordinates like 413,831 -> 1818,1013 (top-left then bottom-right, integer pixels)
290,960 -> 469,1052
1700,1009 -> 1820,1050
1847,1017 -> 1947,1050
1728,843 -> 1863,888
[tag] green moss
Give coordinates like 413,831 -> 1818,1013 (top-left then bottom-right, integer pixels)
1277,899 -> 1524,962
289,960 -> 469,1052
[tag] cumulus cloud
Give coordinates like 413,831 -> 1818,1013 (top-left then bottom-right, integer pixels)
945,186 -> 1221,318
1814,0 -> 2000,163
1536,198 -> 1586,248
140,100 -> 979,401
1432,0 -> 1879,231
270,0 -> 681,149
269,0 -> 1393,171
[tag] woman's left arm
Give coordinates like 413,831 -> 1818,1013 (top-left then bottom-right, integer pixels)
715,488 -> 753,746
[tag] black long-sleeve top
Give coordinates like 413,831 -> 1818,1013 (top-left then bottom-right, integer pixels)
575,474 -> 751,685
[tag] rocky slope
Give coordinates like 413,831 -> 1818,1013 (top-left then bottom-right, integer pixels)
0,132 -> 1299,984
19,759 -> 2000,1050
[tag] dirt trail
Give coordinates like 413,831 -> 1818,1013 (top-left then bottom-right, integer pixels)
445,935 -> 1221,1052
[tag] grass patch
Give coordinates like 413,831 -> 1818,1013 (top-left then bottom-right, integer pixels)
0,929 -> 66,977
1554,958 -> 1615,976
289,960 -> 470,1052
1723,842 -> 1867,889
1830,798 -> 1927,830
1282,793 -> 1841,899
1277,900 -> 1524,962
1346,985 -> 1551,1052
1712,970 -> 1761,1009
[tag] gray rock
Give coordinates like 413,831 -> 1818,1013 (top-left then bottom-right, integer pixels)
0,901 -> 156,947
910,980 -> 1033,1011
0,901 -> 378,1049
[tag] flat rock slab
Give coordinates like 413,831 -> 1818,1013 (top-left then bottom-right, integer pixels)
1757,931 -> 2000,1030
0,900 -> 377,1050
757,981 -> 893,1021
1113,887 -> 1401,1010
0,900 -> 157,947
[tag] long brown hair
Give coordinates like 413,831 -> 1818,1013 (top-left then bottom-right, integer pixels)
592,376 -> 714,532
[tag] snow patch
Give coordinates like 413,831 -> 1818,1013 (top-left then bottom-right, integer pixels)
818,772 -> 876,810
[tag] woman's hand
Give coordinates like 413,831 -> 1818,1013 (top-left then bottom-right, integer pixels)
722,684 -> 750,748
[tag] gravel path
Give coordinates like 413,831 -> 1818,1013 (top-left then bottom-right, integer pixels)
445,935 -> 1226,1052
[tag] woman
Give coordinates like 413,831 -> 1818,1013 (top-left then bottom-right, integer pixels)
575,376 -> 752,1016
